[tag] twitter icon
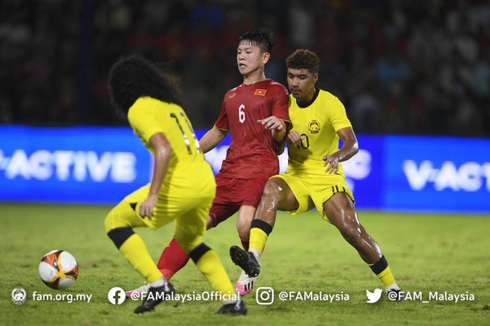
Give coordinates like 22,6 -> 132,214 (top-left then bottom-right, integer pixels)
366,289 -> 382,303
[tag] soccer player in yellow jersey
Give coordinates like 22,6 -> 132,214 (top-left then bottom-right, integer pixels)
106,55 -> 246,314
230,49 -> 403,300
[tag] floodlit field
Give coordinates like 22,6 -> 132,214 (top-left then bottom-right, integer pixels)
1,203 -> 489,326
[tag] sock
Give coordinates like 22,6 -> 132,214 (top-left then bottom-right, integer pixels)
383,282 -> 401,294
189,243 -> 237,303
369,255 -> 397,289
240,237 -> 249,252
249,248 -> 261,263
150,278 -> 165,288
114,231 -> 162,284
156,237 -> 190,280
249,219 -> 273,255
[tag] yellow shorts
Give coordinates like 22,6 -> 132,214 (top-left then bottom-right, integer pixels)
105,182 -> 215,253
272,172 -> 355,223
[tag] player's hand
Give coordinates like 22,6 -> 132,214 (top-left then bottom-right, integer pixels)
323,153 -> 340,174
258,116 -> 284,131
139,194 -> 158,218
288,131 -> 305,147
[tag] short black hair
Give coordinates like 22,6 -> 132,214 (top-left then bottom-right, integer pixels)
238,28 -> 274,53
286,49 -> 320,74
108,55 -> 183,114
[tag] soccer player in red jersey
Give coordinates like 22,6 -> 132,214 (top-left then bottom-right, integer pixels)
126,29 -> 290,298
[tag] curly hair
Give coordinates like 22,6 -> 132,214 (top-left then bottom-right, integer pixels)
108,55 -> 183,114
286,49 -> 320,74
238,28 -> 274,53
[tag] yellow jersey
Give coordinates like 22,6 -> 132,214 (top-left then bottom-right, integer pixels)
286,89 -> 352,176
127,97 -> 215,194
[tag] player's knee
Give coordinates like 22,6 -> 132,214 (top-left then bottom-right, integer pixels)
175,235 -> 202,255
236,213 -> 252,239
104,209 -> 117,233
341,226 -> 361,243
337,218 -> 362,244
261,180 -> 283,203
105,209 -> 135,248
188,243 -> 211,264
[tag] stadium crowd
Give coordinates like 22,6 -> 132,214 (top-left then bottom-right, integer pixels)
0,0 -> 489,136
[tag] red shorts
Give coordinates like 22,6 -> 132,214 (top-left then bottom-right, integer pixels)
209,175 -> 269,227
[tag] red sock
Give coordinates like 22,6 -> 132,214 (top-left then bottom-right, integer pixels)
240,237 -> 249,252
157,237 -> 190,280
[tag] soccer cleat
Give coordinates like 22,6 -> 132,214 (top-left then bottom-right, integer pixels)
385,288 -> 405,301
126,282 -> 150,298
235,270 -> 256,296
229,246 -> 260,278
134,281 -> 176,314
215,298 -> 247,315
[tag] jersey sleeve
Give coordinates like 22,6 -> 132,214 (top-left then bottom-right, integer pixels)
214,96 -> 229,130
328,96 -> 352,132
270,84 -> 290,123
127,99 -> 165,142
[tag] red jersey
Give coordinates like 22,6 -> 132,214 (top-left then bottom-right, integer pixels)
215,79 -> 290,179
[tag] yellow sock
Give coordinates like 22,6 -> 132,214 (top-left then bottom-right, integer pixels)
194,250 -> 236,299
377,266 -> 396,288
249,228 -> 268,254
119,234 -> 162,284
369,256 -> 396,288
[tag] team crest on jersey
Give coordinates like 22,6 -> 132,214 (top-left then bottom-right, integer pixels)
229,93 -> 236,99
254,89 -> 267,96
308,120 -> 321,134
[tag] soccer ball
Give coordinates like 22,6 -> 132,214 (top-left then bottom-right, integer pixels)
39,250 -> 79,290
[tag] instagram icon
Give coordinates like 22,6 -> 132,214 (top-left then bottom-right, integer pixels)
256,287 -> 274,305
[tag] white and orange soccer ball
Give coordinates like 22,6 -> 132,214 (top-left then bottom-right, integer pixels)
38,250 -> 79,289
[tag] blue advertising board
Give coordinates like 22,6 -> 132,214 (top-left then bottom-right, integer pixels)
383,136 -> 490,212
342,135 -> 384,209
0,126 -> 489,212
0,126 -> 151,204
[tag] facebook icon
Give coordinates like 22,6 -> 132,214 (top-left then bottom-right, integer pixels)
108,287 -> 126,305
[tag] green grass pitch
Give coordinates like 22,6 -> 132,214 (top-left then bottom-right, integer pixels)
1,203 -> 489,325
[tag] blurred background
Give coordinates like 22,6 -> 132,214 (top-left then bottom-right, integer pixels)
1,0 -> 489,212
1,0 -> 489,135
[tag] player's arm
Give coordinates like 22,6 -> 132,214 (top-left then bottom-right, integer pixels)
259,116 -> 288,155
199,125 -> 229,153
272,121 -> 294,155
274,135 -> 287,155
258,116 -> 287,142
271,119 -> 287,142
287,130 -> 304,147
274,130 -> 305,155
139,132 -> 171,217
323,127 -> 359,174
260,85 -> 290,151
